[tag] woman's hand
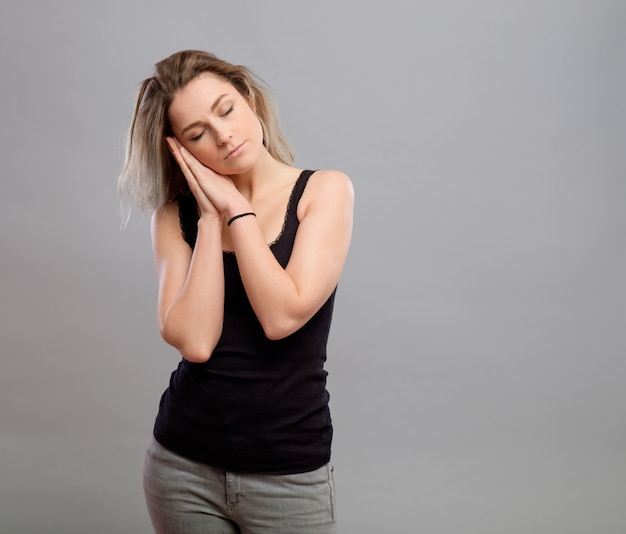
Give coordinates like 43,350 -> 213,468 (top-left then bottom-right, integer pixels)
166,137 -> 220,220
166,137 -> 248,220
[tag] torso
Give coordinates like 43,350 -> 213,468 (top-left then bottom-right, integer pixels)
156,168 -> 336,474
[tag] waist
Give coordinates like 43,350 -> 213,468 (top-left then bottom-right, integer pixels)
153,356 -> 333,473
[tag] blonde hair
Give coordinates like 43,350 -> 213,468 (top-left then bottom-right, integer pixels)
118,50 -> 294,217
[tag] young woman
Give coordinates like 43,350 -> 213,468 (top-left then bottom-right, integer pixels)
118,50 -> 354,533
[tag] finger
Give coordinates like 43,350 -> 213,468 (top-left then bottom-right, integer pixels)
168,147 -> 202,199
178,146 -> 222,181
165,137 -> 181,159
179,157 -> 198,189
167,137 -> 190,167
178,145 -> 201,169
167,136 -> 182,149
166,138 -> 193,175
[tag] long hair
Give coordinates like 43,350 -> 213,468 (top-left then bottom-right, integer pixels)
118,50 -> 294,219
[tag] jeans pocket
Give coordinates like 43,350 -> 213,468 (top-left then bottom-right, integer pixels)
326,463 -> 336,521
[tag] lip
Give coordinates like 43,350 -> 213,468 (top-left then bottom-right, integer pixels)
225,141 -> 246,160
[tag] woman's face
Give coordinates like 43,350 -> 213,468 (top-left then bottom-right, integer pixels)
167,73 -> 265,175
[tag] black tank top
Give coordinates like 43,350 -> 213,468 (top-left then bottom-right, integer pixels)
153,170 -> 336,474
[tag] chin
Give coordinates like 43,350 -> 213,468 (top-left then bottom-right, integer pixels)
225,148 -> 265,175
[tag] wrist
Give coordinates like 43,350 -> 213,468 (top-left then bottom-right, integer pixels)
197,214 -> 223,228
227,212 -> 256,226
224,199 -> 252,221
222,194 -> 254,221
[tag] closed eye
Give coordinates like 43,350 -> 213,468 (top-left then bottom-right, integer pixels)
188,106 -> 232,141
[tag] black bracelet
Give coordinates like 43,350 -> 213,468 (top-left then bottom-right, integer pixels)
227,212 -> 256,226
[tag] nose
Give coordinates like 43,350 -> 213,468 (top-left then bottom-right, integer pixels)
215,125 -> 232,145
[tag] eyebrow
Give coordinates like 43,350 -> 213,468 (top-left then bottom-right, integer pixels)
180,94 -> 228,136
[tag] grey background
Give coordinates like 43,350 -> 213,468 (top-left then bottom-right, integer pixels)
1,1 -> 625,533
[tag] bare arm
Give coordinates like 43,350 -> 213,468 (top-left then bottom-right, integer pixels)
168,142 -> 354,341
229,170 -> 354,339
151,202 -> 225,362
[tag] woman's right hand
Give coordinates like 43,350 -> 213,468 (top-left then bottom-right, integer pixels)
166,137 -> 220,221
153,138 -> 227,363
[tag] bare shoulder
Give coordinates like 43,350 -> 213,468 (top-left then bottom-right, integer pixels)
151,200 -> 185,248
309,169 -> 353,192
152,200 -> 179,225
151,200 -> 180,231
299,169 -> 354,213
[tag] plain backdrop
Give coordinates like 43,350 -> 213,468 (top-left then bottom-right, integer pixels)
1,1 -> 625,533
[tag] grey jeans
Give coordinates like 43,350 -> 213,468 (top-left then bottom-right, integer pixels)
143,438 -> 337,534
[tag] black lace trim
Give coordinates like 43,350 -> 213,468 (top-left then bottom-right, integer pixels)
177,170 -> 314,252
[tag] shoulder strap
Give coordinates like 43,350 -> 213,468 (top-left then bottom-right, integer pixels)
178,193 -> 199,249
284,169 -> 315,227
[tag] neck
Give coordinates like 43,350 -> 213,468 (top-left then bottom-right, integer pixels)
228,150 -> 293,200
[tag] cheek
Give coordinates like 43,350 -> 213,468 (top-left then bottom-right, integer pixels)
183,143 -> 220,170
247,115 -> 265,148
197,153 -> 221,170
253,113 -> 264,137
240,105 -> 263,140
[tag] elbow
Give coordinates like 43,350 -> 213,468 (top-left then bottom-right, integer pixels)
261,317 -> 302,341
259,303 -> 318,340
263,327 -> 288,341
172,338 -> 215,363
160,326 -> 215,363
180,347 -> 213,363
